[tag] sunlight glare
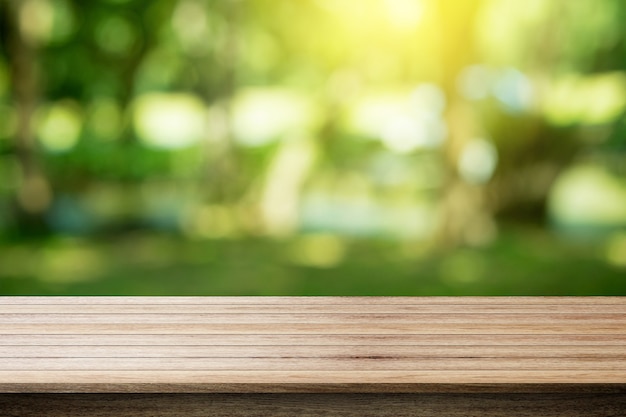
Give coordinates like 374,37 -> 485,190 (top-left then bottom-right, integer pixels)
134,93 -> 206,149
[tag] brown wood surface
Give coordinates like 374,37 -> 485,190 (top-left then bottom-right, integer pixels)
2,393 -> 626,417
0,297 -> 625,392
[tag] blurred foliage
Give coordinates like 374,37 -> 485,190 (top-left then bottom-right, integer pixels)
0,0 -> 625,294
1,229 -> 625,295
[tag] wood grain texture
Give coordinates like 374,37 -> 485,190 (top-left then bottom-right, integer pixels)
2,393 -> 626,417
0,297 -> 624,392
4,383 -> 626,394
1,296 -> 624,304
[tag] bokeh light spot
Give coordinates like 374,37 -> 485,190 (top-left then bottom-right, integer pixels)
134,93 -> 206,149
458,138 -> 498,184
37,101 -> 83,152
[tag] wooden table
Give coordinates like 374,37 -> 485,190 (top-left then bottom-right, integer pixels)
1,296 -> 625,416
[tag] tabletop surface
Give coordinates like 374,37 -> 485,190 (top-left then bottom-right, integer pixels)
1,296 -> 625,393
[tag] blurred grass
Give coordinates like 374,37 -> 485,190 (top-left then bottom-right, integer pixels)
1,226 -> 624,295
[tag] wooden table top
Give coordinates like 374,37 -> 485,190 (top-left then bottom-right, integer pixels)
1,296 -> 625,393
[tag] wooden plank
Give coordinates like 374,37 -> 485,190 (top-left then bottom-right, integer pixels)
2,393 -> 626,417
2,334 -> 625,346
2,383 -> 625,394
2,345 -> 623,358
0,297 -> 623,392
2,370 -> 626,385
2,313 -> 623,324
3,304 -> 626,313
4,311 -> 626,322
1,296 -> 624,304
2,357 -> 625,371
2,323 -> 623,334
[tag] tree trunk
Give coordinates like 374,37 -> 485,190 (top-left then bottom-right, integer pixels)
1,0 -> 51,235
433,0 -> 487,248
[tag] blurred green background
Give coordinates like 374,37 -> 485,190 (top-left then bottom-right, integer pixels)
0,0 -> 625,295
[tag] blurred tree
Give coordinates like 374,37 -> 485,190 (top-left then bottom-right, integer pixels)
0,0 -> 624,242
477,0 -> 626,226
0,0 -> 52,234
